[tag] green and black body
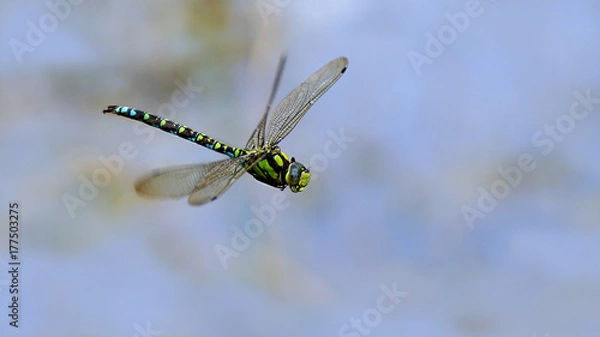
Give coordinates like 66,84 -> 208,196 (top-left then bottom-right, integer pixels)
104,105 -> 305,191
103,56 -> 348,205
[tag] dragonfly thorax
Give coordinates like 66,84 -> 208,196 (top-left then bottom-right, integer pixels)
247,147 -> 310,193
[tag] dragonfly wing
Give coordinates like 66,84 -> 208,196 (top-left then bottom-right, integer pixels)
245,110 -> 267,150
265,57 -> 348,145
246,54 -> 287,150
188,154 -> 265,205
134,161 -> 225,200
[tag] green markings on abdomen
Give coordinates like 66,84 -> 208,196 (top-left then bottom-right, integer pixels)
104,105 -> 244,158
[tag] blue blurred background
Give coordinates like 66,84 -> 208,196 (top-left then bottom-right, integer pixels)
1,1 -> 599,336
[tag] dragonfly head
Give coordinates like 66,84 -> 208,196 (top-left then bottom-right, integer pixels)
286,157 -> 310,193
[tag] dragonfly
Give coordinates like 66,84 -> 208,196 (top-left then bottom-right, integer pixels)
103,56 -> 348,205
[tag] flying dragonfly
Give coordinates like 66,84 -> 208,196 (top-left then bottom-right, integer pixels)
103,56 -> 348,205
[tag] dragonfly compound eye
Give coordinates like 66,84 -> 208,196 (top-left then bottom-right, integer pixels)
286,161 -> 310,193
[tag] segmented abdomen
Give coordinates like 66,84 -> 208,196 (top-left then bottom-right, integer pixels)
103,105 -> 246,158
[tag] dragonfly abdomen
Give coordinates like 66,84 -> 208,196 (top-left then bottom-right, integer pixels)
103,105 -> 245,158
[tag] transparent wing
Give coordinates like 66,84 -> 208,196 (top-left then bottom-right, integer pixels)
187,153 -> 265,205
134,154 -> 262,205
245,110 -> 268,150
265,57 -> 348,145
134,161 -> 226,200
246,54 -> 287,150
